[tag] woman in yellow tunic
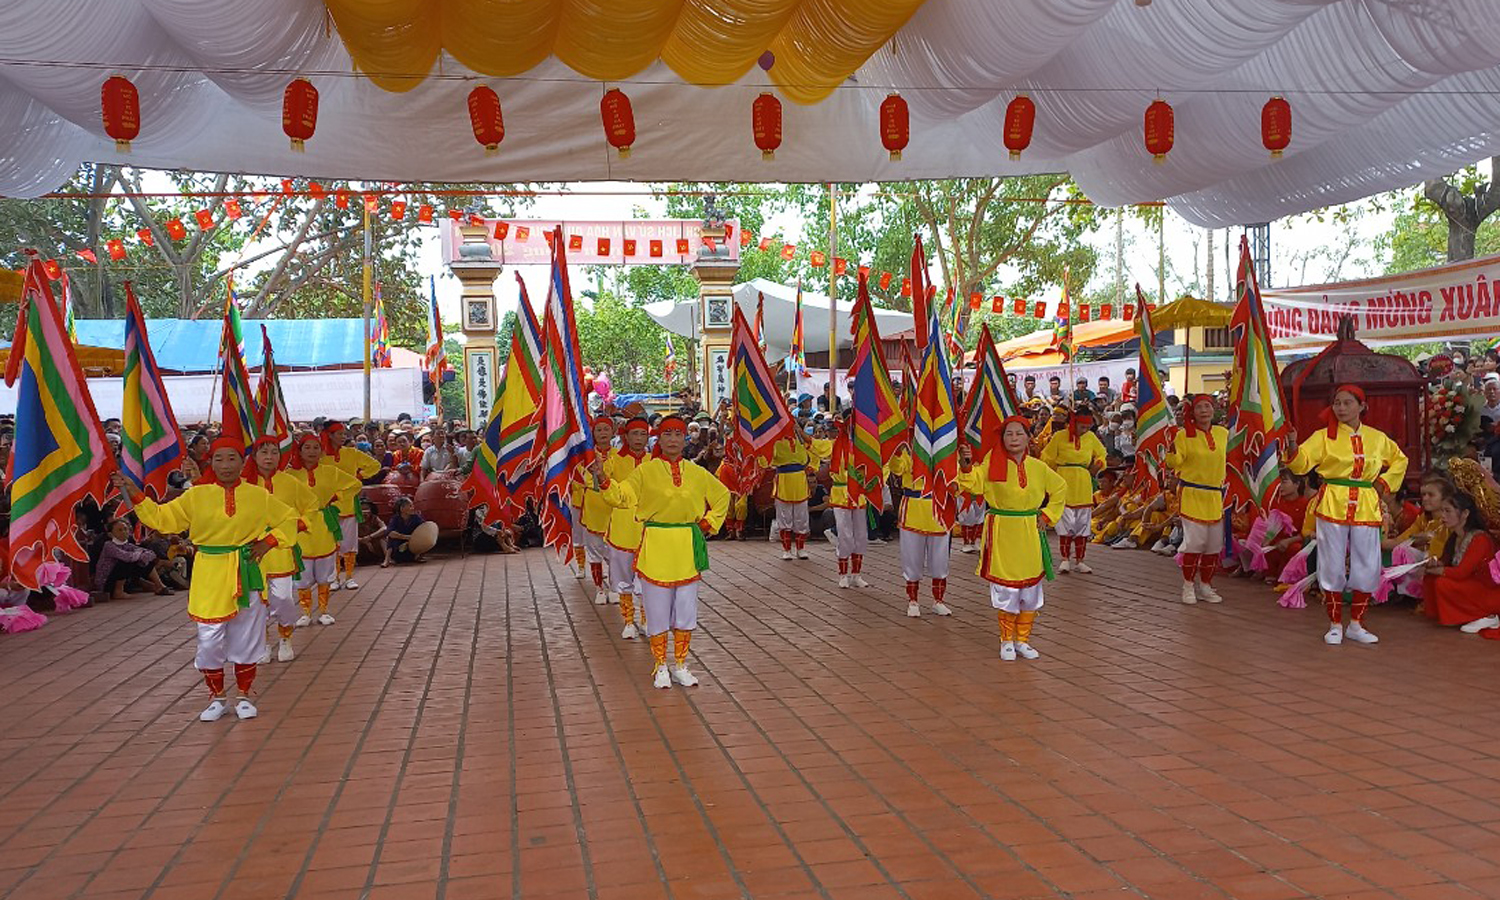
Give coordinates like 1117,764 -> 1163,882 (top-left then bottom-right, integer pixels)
111,439 -> 291,722
769,435 -> 814,559
578,416 -> 618,603
828,413 -> 871,589
888,443 -> 955,617
592,417 -> 729,690
245,435 -> 319,663
322,422 -> 380,591
959,417 -> 1067,661
1039,409 -> 1108,573
1286,385 -> 1409,645
1162,395 -> 1230,605
604,417 -> 649,637
285,433 -> 363,628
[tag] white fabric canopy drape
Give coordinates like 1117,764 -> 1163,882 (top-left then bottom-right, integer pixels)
3,0 -> 1500,226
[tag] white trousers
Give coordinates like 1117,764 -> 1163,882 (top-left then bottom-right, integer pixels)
294,553 -> 336,589
775,500 -> 810,535
1056,507 -> 1093,537
900,529 -> 950,582
584,531 -> 609,564
989,583 -> 1044,613
195,599 -> 266,670
339,516 -> 358,555
833,507 -> 867,560
1180,518 -> 1225,555
265,576 -> 299,626
957,500 -> 985,528
640,581 -> 699,636
1315,519 -> 1381,593
609,546 -> 641,595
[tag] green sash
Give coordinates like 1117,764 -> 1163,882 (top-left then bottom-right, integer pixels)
318,503 -> 342,538
986,507 -> 1054,581
1324,477 -> 1376,489
644,521 -> 709,574
198,542 -> 268,609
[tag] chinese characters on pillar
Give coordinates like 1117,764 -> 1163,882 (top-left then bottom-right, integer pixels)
708,347 -> 731,411
467,348 -> 496,430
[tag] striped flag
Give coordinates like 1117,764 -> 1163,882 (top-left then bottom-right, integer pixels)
3,258 -> 113,590
664,332 -> 677,382
731,302 -> 797,466
466,272 -> 545,524
959,324 -> 1021,455
218,293 -> 260,445
255,326 -> 293,456
912,276 -> 961,529
1226,236 -> 1291,513
60,273 -> 78,343
1053,270 -> 1075,362
1131,284 -> 1173,492
911,235 -> 930,349
424,275 -> 447,388
121,282 -> 185,499
537,227 -> 596,558
900,342 -> 918,422
847,271 -> 908,509
371,282 -> 392,368
787,281 -> 807,377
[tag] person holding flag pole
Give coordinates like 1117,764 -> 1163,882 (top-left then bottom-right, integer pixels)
244,435 -> 319,662
1162,396 -> 1230,604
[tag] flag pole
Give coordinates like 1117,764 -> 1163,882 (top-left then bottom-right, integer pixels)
205,283 -> 226,425
362,202 -> 373,423
827,182 -> 839,410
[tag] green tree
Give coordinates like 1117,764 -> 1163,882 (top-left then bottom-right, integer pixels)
1422,159 -> 1500,262
575,292 -> 672,393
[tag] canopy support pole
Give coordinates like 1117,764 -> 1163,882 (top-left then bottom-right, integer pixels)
827,183 -> 839,409
362,203 -> 373,423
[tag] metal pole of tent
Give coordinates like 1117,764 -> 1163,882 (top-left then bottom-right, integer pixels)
362,203 -> 373,422
827,183 -> 839,409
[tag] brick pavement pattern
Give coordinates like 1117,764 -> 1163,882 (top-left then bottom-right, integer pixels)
1,541 -> 1498,900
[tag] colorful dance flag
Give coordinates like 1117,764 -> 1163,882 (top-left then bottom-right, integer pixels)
786,281 -> 807,377
218,293 -> 260,445
1053,270 -> 1075,362
371,282 -> 392,368
255,325 -> 293,455
731,302 -> 797,466
1132,284 -> 1173,492
3,258 -> 112,590
754,291 -> 767,355
467,272 -> 546,523
911,235 -> 930,349
664,332 -> 677,382
912,279 -> 961,529
1226,236 -> 1292,512
121,282 -> 185,499
424,275 -> 447,387
960,324 -> 1021,454
538,227 -> 596,557
900,342 -> 918,422
847,272 -> 909,509
60,273 -> 78,343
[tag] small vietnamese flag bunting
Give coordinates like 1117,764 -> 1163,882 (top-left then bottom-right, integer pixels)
650,239 -> 663,257
703,236 -> 717,252
1124,304 -> 1135,321
1012,297 -> 1024,315
624,239 -> 637,256
515,226 -> 530,242
418,204 -> 433,223
810,251 -> 826,267
390,200 -> 407,220
741,229 -> 752,247
107,239 -> 126,261
879,272 -> 892,290
780,243 -> 796,260
195,209 -> 215,230
76,249 -> 97,264
1101,303 -> 1113,319
42,259 -> 62,280
224,198 -> 243,219
597,237 -> 611,255
569,234 -> 583,252
676,238 -> 691,254
759,237 -> 773,251
493,222 -> 509,240
968,292 -> 981,310
1034,301 -> 1046,318
164,218 -> 187,241
900,278 -> 911,296
136,228 -> 154,247
1080,305 -> 1091,323
335,191 -> 350,210
834,258 -> 848,275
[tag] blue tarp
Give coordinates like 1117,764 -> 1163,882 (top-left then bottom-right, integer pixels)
70,318 -> 370,373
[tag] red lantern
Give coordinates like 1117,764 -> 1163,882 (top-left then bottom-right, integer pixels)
1144,99 -> 1174,163
752,93 -> 782,161
468,86 -> 505,155
1262,95 -> 1291,159
880,93 -> 909,161
600,88 -> 636,158
1004,94 -> 1035,161
282,78 -> 319,151
101,75 -> 140,152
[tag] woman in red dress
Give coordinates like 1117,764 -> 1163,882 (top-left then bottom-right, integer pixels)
1423,488 -> 1500,633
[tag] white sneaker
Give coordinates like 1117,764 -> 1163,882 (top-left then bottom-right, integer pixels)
344,579 -> 359,591
295,614 -> 312,627
317,613 -> 336,626
932,602 -> 953,617
780,550 -> 794,560
1016,643 -> 1040,660
1195,581 -> 1223,603
1057,559 -> 1072,574
1345,622 -> 1379,644
621,623 -> 639,640
838,575 -> 851,589
960,543 -> 975,554
330,580 -> 343,592
1073,562 -> 1094,574
1181,583 -> 1198,605
277,639 -> 295,662
199,698 -> 229,722
671,665 -> 699,687
653,667 -> 672,689
1324,624 -> 1344,645
258,644 -> 272,665
1150,539 -> 1169,554
906,602 -> 921,618
1461,615 -> 1500,634
572,564 -> 584,580
796,548 -> 809,560
608,591 -> 620,605
234,698 -> 258,720
999,641 -> 1017,661
852,574 -> 871,588
594,589 -> 608,605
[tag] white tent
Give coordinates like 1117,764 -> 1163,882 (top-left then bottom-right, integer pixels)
643,278 -> 914,359
5,1 -> 1500,225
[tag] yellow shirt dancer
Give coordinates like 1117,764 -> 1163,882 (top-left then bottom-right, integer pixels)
285,433 -> 363,628
959,417 -> 1067,661
112,440 -> 291,722
1286,385 -> 1409,646
245,435 -> 319,663
322,422 -> 380,591
769,435 -> 815,559
828,412 -> 871,590
888,442 -> 954,617
1039,409 -> 1108,574
1162,395 -> 1231,605
604,417 -> 650,638
578,416 -> 618,603
593,416 -> 729,690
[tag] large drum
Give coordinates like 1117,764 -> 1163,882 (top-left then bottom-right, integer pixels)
415,476 -> 470,532
361,483 -> 406,521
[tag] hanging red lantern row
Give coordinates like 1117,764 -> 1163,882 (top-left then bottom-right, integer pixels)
101,75 -> 141,152
1144,98 -> 1174,163
468,86 -> 505,155
752,93 -> 782,160
600,88 -> 635,158
1004,94 -> 1035,161
1262,95 -> 1291,159
880,93 -> 909,161
282,78 -> 319,151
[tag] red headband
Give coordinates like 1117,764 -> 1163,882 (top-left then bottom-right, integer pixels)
289,432 -> 323,469
621,417 -> 649,434
991,415 -> 1033,483
593,415 -> 617,430
656,416 -> 687,435
207,437 -> 244,458
1067,410 -> 1092,445
1184,395 -> 1215,444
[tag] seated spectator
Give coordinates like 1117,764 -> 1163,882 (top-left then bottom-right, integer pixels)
421,431 -> 459,479
94,518 -> 172,600
1423,487 -> 1500,632
469,506 -> 518,554
385,498 -> 428,565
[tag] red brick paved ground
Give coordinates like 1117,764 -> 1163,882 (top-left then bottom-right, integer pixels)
2,539 -> 1499,900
